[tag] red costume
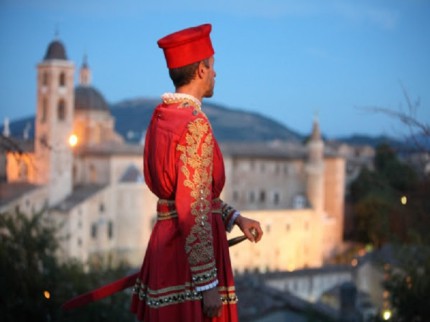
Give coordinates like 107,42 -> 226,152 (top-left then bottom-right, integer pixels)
63,24 -> 260,319
130,93 -> 239,321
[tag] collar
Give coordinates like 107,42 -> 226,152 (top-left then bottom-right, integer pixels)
161,92 -> 202,111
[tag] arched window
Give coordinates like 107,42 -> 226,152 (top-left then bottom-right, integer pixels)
59,72 -> 66,87
41,98 -> 48,123
42,72 -> 49,86
57,100 -> 66,121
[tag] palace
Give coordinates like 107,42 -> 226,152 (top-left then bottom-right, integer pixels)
1,37 -> 347,272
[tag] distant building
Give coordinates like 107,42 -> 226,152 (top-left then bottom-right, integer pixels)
222,125 -> 346,271
1,37 -> 346,273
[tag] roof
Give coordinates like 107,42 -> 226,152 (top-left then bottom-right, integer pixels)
52,184 -> 107,213
0,136 -> 34,153
75,85 -> 109,112
0,182 -> 41,207
44,39 -> 68,60
220,141 -> 307,159
120,165 -> 144,183
76,142 -> 142,156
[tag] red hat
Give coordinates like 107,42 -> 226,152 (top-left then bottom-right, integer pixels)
157,24 -> 214,69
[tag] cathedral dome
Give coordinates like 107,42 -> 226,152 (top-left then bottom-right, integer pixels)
44,40 -> 68,60
75,85 -> 109,112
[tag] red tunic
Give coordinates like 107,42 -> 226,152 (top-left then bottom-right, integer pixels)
130,95 -> 239,322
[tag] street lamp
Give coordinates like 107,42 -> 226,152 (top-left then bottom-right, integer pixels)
68,134 -> 78,147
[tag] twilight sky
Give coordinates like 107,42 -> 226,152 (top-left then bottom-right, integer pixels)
0,0 -> 429,138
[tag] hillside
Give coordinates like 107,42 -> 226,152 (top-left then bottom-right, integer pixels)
110,98 -> 304,143
2,98 -> 424,151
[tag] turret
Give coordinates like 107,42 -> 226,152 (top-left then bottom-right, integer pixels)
306,116 -> 324,212
34,37 -> 75,206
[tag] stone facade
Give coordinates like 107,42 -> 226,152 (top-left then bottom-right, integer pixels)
1,37 -> 346,274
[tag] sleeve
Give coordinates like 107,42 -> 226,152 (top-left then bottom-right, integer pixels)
220,200 -> 241,233
175,116 -> 218,291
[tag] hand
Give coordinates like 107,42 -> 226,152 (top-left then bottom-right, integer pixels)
235,215 -> 263,243
202,287 -> 222,318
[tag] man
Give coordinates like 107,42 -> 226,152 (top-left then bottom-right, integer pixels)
130,23 -> 263,322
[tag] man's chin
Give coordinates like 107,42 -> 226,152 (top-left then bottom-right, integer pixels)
204,91 -> 214,98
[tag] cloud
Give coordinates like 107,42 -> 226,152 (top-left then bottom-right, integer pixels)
332,1 -> 399,30
1,0 -> 399,29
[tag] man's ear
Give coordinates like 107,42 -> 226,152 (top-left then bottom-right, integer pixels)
196,61 -> 206,80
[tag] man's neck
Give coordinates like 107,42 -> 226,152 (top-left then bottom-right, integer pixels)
176,85 -> 203,102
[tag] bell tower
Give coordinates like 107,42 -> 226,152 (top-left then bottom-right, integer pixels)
35,37 -> 75,206
306,116 -> 324,212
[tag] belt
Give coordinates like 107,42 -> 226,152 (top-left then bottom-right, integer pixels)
157,198 -> 223,220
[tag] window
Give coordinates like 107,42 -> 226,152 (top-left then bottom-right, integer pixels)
42,72 -> 49,85
108,221 -> 114,239
89,164 -> 97,183
233,191 -> 239,202
249,191 -> 255,203
40,134 -> 48,150
91,223 -> 97,239
273,192 -> 280,205
57,100 -> 66,121
99,203 -> 105,213
293,195 -> 306,209
259,190 -> 266,203
59,72 -> 66,87
40,99 -> 48,123
19,161 -> 28,180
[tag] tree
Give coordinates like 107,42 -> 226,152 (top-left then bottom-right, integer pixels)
355,90 -> 430,321
383,246 -> 430,321
0,209 -> 135,322
350,143 -> 418,246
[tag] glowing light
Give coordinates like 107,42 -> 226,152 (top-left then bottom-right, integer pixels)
43,290 -> 51,300
400,196 -> 407,205
68,134 -> 78,147
382,309 -> 392,320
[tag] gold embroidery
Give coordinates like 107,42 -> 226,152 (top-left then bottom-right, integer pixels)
177,117 -> 215,268
133,280 -> 238,308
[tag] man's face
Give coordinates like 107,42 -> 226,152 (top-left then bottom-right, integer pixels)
203,56 -> 216,98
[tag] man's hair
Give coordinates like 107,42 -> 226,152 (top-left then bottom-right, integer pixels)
169,59 -> 210,88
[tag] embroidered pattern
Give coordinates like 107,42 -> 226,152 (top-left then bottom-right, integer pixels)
177,117 -> 215,283
133,279 -> 238,309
